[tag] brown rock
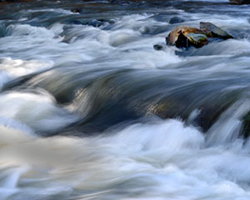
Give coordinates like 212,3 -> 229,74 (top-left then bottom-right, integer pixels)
166,26 -> 208,48
166,23 -> 233,49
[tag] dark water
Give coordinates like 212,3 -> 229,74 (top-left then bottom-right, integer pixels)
1,0 -> 250,199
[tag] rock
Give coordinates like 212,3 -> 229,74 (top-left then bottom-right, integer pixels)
84,19 -> 108,27
169,16 -> 185,24
153,43 -> 166,50
186,33 -> 209,48
200,22 -> 233,39
166,22 -> 233,49
230,0 -> 250,4
153,44 -> 164,50
69,19 -> 114,27
166,26 -> 208,48
71,8 -> 81,13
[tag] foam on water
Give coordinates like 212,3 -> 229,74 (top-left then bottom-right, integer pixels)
0,91 -> 79,133
0,71 -> 11,91
0,57 -> 53,90
1,2 -> 250,199
0,13 -> 182,69
0,119 -> 250,199
206,99 -> 250,146
0,23 -> 65,61
26,8 -> 76,15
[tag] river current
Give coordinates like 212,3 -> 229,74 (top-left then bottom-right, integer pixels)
0,0 -> 250,199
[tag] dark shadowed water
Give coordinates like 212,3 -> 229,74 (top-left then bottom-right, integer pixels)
1,0 -> 250,199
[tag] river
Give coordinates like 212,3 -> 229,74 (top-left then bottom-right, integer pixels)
0,0 -> 250,199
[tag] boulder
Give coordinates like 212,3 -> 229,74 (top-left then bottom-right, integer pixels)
166,26 -> 208,48
166,22 -> 233,49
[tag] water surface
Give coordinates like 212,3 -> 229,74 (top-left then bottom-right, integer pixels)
1,0 -> 250,199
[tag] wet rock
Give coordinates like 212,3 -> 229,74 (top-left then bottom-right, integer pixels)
71,8 -> 81,13
69,18 -> 114,27
186,33 -> 208,47
200,22 -> 233,39
166,22 -> 233,49
166,26 -> 208,48
153,43 -> 166,50
84,19 -> 108,27
166,26 -> 202,46
230,0 -> 250,4
169,16 -> 185,24
154,44 -> 164,50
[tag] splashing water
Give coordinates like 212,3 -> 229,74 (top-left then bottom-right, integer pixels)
1,0 -> 250,199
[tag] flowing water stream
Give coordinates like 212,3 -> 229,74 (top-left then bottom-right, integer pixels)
1,0 -> 250,199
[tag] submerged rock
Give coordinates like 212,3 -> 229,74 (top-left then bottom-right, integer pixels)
166,22 -> 233,49
230,0 -> 250,4
153,44 -> 164,50
153,43 -> 166,50
71,8 -> 81,13
169,16 -> 185,24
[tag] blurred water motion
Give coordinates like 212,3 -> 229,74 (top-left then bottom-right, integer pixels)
1,0 -> 250,199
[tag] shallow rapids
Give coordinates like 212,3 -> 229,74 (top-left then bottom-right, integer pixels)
1,0 -> 250,199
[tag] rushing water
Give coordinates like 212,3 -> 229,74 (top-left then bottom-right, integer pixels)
1,0 -> 250,199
